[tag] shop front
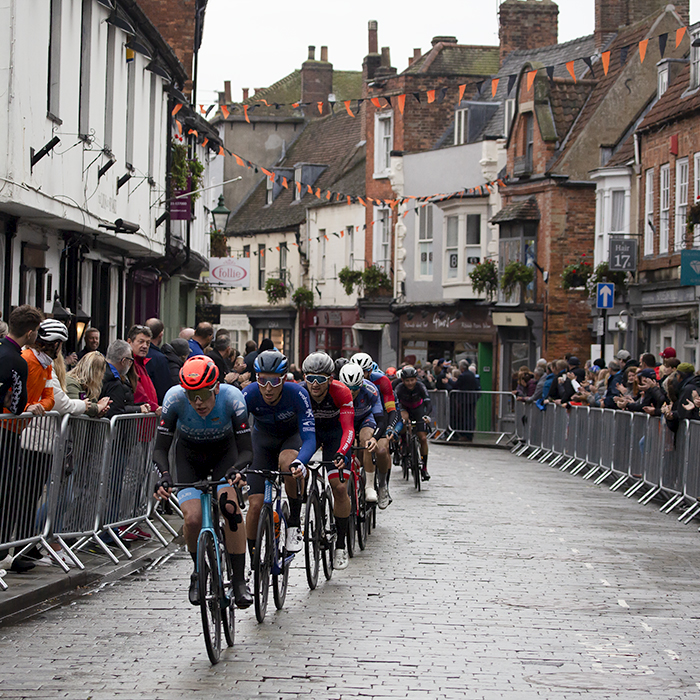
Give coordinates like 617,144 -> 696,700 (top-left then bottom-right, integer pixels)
303,307 -> 359,360
246,307 -> 297,360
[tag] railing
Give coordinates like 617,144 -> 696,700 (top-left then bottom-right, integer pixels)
0,412 -> 178,590
512,402 -> 700,524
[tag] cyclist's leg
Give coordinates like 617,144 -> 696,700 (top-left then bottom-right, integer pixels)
359,425 -> 377,502
321,436 -> 350,566
245,427 -> 275,558
412,410 -> 431,479
279,434 -> 304,552
375,437 -> 392,508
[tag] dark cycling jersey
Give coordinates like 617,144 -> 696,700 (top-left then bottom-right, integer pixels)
395,381 -> 432,416
353,378 -> 386,438
301,379 -> 355,458
242,382 -> 316,465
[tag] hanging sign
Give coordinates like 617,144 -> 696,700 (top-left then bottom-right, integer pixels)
208,257 -> 250,287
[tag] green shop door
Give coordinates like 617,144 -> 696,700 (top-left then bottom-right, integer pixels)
476,342 -> 493,432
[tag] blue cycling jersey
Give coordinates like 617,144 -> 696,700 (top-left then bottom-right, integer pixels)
158,383 -> 249,442
353,378 -> 384,423
243,382 -> 317,464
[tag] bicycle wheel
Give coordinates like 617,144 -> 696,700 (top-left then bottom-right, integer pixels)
347,481 -> 357,558
411,436 -> 422,492
402,436 -> 410,480
197,530 -> 222,664
254,505 -> 273,623
273,501 -> 290,610
304,490 -> 321,590
321,486 -> 335,580
357,470 -> 367,551
220,541 -> 235,647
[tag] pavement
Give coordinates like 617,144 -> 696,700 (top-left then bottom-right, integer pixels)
2,443 -> 700,699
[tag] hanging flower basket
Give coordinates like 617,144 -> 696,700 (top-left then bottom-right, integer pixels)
338,267 -> 364,296
686,202 -> 700,243
468,259 -> 499,301
561,259 -> 593,290
586,262 -> 627,297
500,261 -> 534,298
362,265 -> 392,296
265,277 -> 288,305
291,286 -> 314,310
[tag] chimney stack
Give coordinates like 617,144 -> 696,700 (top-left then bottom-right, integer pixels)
380,47 -> 391,68
363,20 -> 382,82
499,0 -> 559,66
368,20 -> 378,54
242,87 -> 249,101
308,45 -> 315,60
224,80 -> 231,104
301,44 -> 333,115
320,46 -> 328,62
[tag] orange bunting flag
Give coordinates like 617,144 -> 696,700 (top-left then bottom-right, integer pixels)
639,39 -> 649,63
340,231 -> 344,237
324,234 -> 329,241
317,101 -> 324,114
218,145 -> 224,156
259,99 -> 270,106
292,102 -> 300,108
344,100 -> 355,118
199,104 -> 206,114
282,177 -> 288,189
220,105 -> 229,119
427,89 -> 436,103
566,61 -> 576,83
175,120 -> 182,135
202,138 -> 208,148
315,188 -> 321,198
347,196 -> 352,205
527,69 -> 537,91
398,94 -> 406,114
358,197 -> 366,207
234,154 -> 245,167
261,167 -> 271,177
275,246 -> 280,252
188,129 -> 198,137
326,191 -> 331,200
172,103 -> 183,116
676,26 -> 687,48
491,78 -> 499,97
243,105 -> 250,123
602,51 -> 610,76
296,182 -> 302,193
307,184 -> 313,194
458,84 -> 467,103
371,97 -> 382,109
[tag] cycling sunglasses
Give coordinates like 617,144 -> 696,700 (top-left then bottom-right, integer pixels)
257,376 -> 284,388
346,383 -> 362,391
186,387 -> 216,402
305,374 -> 329,385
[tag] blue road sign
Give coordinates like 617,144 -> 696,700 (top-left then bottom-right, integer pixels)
596,282 -> 614,309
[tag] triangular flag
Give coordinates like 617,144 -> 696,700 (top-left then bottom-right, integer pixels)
218,145 -> 224,156
371,97 -> 382,109
292,102 -> 300,108
507,74 -> 517,94
187,129 -> 198,137
307,184 -> 313,194
202,137 -> 208,148
325,191 -> 331,200
659,32 -> 668,58
358,197 -> 366,207
172,103 -> 182,116
383,97 -> 392,108
676,26 -> 687,49
602,51 -> 610,75
317,102 -> 324,114
526,70 -> 537,91
315,188 -> 321,198
234,154 -> 245,167
199,104 -> 206,114
205,105 -> 215,117
243,105 -> 250,123
458,84 -> 467,102
412,92 -> 422,104
582,56 -> 595,77
427,89 -> 436,103
491,78 -> 499,97
546,65 -> 555,82
566,61 -> 576,83
344,100 -> 355,118
220,105 -> 229,119
639,39 -> 648,63
347,196 -> 352,205
296,182 -> 302,193
398,94 -> 406,114
436,87 -> 448,104
282,177 -> 288,189
620,45 -> 629,65
175,120 -> 182,135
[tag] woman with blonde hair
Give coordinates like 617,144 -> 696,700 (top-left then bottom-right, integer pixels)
66,351 -> 111,417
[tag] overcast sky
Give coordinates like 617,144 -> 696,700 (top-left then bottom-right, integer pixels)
197,0 -> 700,106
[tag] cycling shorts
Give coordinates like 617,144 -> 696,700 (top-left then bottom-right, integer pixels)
247,427 -> 303,496
316,424 -> 344,480
354,414 -> 377,435
402,407 -> 430,433
175,436 -> 238,505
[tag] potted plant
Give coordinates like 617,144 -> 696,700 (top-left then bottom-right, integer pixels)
587,262 -> 627,296
171,139 -> 205,202
291,286 -> 314,310
500,260 -> 534,298
362,265 -> 392,296
561,258 -> 593,290
265,277 -> 288,305
686,202 -> 700,244
468,259 -> 499,301
209,231 -> 228,258
338,267 -> 364,296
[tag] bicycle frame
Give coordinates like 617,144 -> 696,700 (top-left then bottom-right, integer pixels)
197,490 -> 226,592
263,476 -> 294,576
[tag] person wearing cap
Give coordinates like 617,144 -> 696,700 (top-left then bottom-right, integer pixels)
604,358 -> 626,409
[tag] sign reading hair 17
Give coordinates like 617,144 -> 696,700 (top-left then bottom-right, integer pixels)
609,238 -> 637,272
208,258 -> 250,286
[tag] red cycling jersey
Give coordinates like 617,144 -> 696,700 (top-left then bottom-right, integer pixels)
303,379 -> 355,458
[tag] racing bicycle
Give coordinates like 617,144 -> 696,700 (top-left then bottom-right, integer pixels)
303,461 -> 336,589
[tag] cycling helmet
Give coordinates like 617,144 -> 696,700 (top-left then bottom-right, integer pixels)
395,369 -> 403,380
335,357 -> 349,373
302,352 -> 335,376
38,319 -> 69,344
401,365 -> 417,378
254,349 -> 288,375
339,364 -> 364,389
180,356 -> 219,390
385,367 -> 397,377
372,362 -> 380,372
350,352 -> 374,372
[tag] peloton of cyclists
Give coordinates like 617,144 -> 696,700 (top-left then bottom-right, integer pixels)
395,365 -> 433,481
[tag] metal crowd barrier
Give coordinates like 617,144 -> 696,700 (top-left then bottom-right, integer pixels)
511,401 -> 700,526
443,391 -> 516,444
426,390 -> 449,440
1,411 -> 178,589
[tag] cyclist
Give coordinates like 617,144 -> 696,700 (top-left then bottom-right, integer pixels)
349,353 -> 398,509
338,363 -> 387,506
152,356 -> 253,609
301,352 -> 355,569
242,349 -> 316,558
395,365 -> 433,480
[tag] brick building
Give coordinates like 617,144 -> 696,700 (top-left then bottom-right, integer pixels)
633,24 -> 700,365
495,2 -> 688,372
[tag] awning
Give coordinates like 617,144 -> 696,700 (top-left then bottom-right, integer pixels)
492,311 -> 529,327
490,196 -> 540,224
352,322 -> 384,332
635,309 -> 693,325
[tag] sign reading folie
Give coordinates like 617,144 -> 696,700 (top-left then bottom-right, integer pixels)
208,258 -> 250,286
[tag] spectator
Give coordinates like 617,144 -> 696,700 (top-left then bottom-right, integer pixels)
188,322 -> 214,357
660,346 -> 677,365
144,318 -> 173,404
66,352 -> 112,417
524,363 -> 548,404
436,359 -> 455,391
546,360 -> 569,401
671,364 -> 700,427
77,327 -> 101,359
625,368 -> 666,415
179,327 -> 195,341
245,337 -> 273,381
210,334 -> 237,384
100,340 -> 150,419
603,359 -> 624,408
289,363 -> 303,382
0,320 -> 7,339
452,360 -> 480,442
127,325 -> 160,415
162,337 -> 190,386
639,353 -> 657,371
229,354 -> 252,389
21,320 -> 61,416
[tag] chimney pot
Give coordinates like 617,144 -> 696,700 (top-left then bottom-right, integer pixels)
308,45 -> 315,60
368,20 -> 378,54
242,87 -> 249,100
431,36 -> 457,47
224,80 -> 231,103
381,46 -> 391,68
320,46 -> 328,62
413,48 -> 422,59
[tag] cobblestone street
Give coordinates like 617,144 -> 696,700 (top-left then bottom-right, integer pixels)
2,444 -> 700,699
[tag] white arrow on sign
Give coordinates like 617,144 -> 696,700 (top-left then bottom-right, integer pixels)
600,285 -> 613,305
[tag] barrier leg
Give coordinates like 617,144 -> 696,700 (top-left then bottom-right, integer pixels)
141,517 -> 169,546
582,465 -> 601,480
0,571 -> 7,591
624,480 -> 645,498
659,493 -> 684,513
609,474 -> 629,491
152,508 -> 179,538
81,533 -> 120,564
638,486 -> 660,504
54,535 -> 85,570
594,469 -> 613,485
679,502 -> 700,523
569,460 -> 588,476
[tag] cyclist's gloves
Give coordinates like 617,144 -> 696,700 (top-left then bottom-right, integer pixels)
154,470 -> 173,493
290,459 -> 307,479
333,452 -> 349,466
225,465 -> 244,484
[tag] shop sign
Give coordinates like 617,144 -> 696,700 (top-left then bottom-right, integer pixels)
208,257 -> 250,287
401,312 -> 492,334
196,304 -> 221,325
680,249 -> 700,287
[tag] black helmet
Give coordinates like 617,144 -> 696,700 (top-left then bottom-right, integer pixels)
334,357 -> 349,375
254,349 -> 288,375
401,365 -> 417,378
302,352 -> 335,376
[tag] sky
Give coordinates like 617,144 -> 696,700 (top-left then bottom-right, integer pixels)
196,0 -> 700,107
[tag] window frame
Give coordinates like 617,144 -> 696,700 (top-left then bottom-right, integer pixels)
504,99 -> 516,138
374,207 -> 392,273
47,0 -> 63,120
692,30 -> 700,89
373,111 -> 393,178
266,176 -> 274,205
346,225 -> 355,270
257,244 -> 266,290
610,189 -> 626,233
242,244 -> 250,290
417,205 -> 433,279
660,163 -> 671,254
279,242 -> 288,281
675,158 -> 689,251
445,215 -> 459,280
465,213 -> 482,277
658,66 -> 669,97
318,230 -> 327,280
645,168 -> 655,256
525,113 -> 534,171
454,108 -> 468,146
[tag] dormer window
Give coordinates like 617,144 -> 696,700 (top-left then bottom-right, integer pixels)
266,177 -> 273,205
454,108 -> 468,145
293,166 -> 302,201
691,30 -> 700,89
658,64 -> 669,97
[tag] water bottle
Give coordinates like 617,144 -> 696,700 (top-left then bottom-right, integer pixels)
273,510 -> 280,540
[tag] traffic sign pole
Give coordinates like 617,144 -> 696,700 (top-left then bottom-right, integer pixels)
600,309 -> 606,361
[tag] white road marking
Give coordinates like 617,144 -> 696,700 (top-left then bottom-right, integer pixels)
665,649 -> 680,661
641,621 -> 653,632
585,563 -> 594,569
618,599 -> 629,608
600,579 -> 610,586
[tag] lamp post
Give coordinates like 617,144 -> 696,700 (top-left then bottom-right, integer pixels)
51,293 -> 72,326
74,302 -> 91,347
210,194 -> 230,233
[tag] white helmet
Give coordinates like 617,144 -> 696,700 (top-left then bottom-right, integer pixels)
38,319 -> 69,343
339,364 -> 364,389
350,352 -> 374,372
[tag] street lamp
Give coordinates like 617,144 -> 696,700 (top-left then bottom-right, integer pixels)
210,194 -> 231,233
74,302 -> 91,346
51,293 -> 72,325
